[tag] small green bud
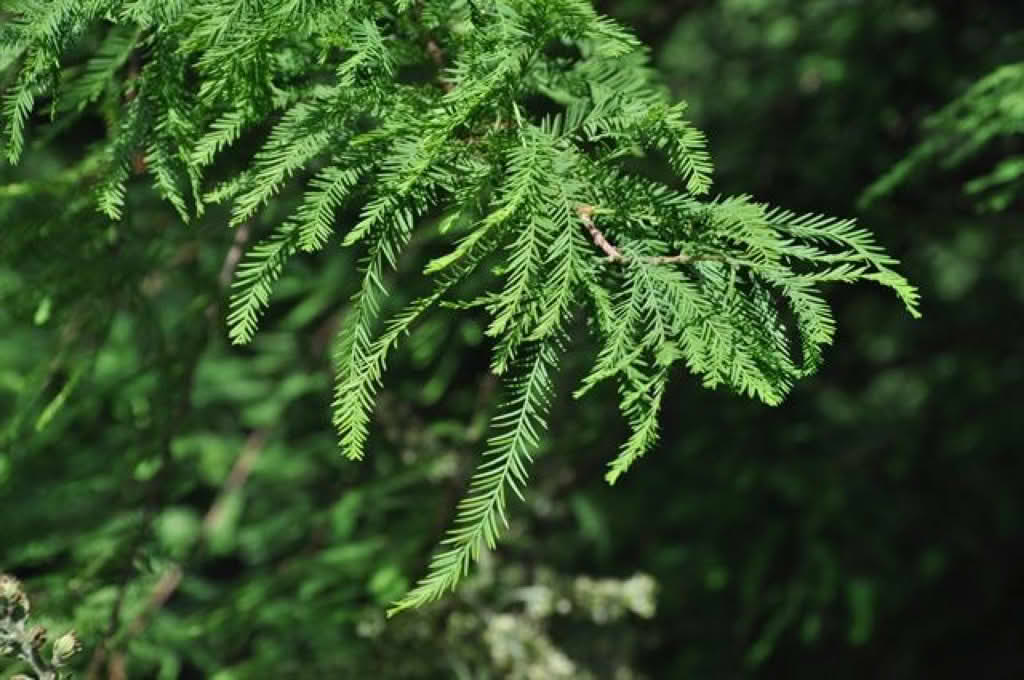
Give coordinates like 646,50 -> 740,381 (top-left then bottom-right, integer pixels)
0,573 -> 21,597
52,630 -> 82,665
0,573 -> 29,621
28,623 -> 47,648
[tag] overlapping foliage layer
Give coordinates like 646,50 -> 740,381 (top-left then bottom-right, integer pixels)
4,0 -> 1024,679
0,0 -> 920,618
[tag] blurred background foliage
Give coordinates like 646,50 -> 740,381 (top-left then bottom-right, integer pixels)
2,0 -> 1022,678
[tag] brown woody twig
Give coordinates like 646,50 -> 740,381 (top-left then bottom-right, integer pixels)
87,430 -> 268,679
576,203 -> 730,266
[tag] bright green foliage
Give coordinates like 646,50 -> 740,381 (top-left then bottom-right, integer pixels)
1,0 -> 918,614
391,338 -> 560,614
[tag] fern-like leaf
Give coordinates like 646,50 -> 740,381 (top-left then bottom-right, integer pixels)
227,224 -> 299,345
388,338 -> 559,615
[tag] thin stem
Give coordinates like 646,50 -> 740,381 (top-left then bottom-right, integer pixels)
20,635 -> 56,680
576,203 -> 732,266
0,621 -> 56,680
416,0 -> 454,94
218,222 -> 252,289
102,430 -> 268,655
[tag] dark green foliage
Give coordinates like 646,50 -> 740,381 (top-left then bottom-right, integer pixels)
862,58 -> 1024,212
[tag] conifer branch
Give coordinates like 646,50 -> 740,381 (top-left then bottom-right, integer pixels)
388,338 -> 560,615
576,203 -> 732,266
0,0 -> 921,617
